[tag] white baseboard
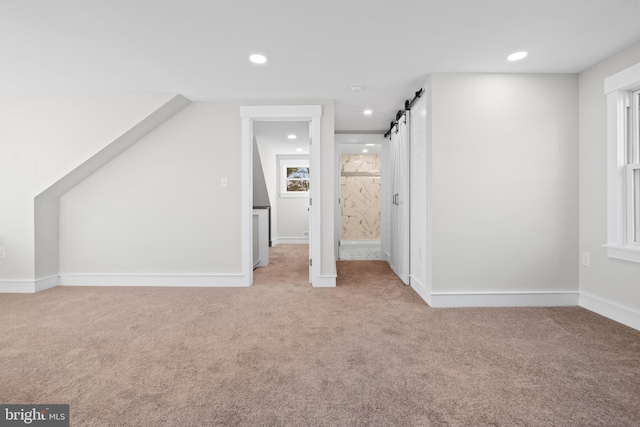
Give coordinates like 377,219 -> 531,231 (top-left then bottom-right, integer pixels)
422,290 -> 579,308
272,237 -> 309,246
409,276 -> 432,305
0,280 -> 36,293
35,275 -> 60,292
6,276 -> 637,332
313,275 -> 337,287
580,292 -> 640,331
59,274 -> 250,287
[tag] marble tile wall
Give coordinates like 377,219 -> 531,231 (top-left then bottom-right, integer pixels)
340,154 -> 381,240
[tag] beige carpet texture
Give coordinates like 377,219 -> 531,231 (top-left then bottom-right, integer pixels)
1,245 -> 639,426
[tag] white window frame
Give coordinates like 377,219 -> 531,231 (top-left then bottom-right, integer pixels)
604,63 -> 640,262
626,163 -> 640,246
279,158 -> 310,197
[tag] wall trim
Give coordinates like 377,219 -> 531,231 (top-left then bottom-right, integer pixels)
313,274 -> 336,287
35,275 -> 60,292
59,274 -> 250,287
409,276 -> 432,305
0,280 -> 36,293
5,277 -> 637,331
424,290 -> 579,308
580,292 -> 640,331
241,104 -> 325,288
272,237 -> 309,246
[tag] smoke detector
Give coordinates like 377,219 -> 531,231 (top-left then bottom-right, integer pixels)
350,84 -> 364,92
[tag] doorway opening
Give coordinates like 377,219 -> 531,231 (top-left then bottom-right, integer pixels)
336,134 -> 387,262
240,105 -> 324,287
252,120 -> 311,285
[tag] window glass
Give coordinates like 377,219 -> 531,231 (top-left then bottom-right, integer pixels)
634,168 -> 640,243
285,167 -> 310,192
635,90 -> 640,164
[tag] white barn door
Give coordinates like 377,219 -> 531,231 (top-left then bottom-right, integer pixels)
390,116 -> 410,285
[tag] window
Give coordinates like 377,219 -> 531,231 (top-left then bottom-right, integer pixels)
604,64 -> 640,262
285,167 -> 310,192
628,89 -> 640,245
279,158 -> 309,197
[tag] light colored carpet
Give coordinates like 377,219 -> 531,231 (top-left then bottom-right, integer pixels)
1,244 -> 639,426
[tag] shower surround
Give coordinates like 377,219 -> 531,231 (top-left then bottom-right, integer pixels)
340,154 -> 381,240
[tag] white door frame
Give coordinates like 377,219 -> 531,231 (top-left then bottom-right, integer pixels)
240,105 -> 322,286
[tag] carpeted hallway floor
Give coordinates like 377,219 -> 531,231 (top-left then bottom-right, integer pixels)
1,244 -> 639,426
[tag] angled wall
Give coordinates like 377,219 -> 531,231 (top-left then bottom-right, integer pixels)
0,93 -> 180,291
59,102 -> 243,280
256,139 -> 278,240
35,95 -> 190,283
252,137 -> 271,207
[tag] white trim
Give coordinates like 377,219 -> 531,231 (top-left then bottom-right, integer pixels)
240,105 -> 324,287
602,244 -> 640,263
420,291 -> 579,308
0,281 -> 36,293
409,275 -> 432,305
59,274 -> 249,287
272,237 -> 309,245
35,275 -> 59,292
241,105 -> 322,119
604,62 -> 640,263
310,114 -> 324,285
580,292 -> 640,331
241,115 -> 254,286
340,239 -> 381,245
604,62 -> 640,94
314,275 -> 337,287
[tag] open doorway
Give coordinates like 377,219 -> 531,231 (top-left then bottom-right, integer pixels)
252,121 -> 310,285
335,134 -> 387,261
240,105 -> 324,287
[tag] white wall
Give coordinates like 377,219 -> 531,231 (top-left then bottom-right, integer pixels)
579,41 -> 640,314
59,99 -> 335,280
256,139 -> 278,240
429,73 -> 579,296
0,93 -> 174,284
60,102 -> 243,275
252,137 -> 271,208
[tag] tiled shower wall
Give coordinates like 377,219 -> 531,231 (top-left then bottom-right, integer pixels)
340,154 -> 381,240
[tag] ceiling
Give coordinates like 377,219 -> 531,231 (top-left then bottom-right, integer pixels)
253,121 -> 310,155
2,0 -> 640,132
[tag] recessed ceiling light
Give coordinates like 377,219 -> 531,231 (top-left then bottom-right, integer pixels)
296,148 -> 303,152
362,149 -> 368,153
363,109 -> 372,116
249,54 -> 268,64
365,143 -> 375,146
507,51 -> 528,62
288,134 -> 297,139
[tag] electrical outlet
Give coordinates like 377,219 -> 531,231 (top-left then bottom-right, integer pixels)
581,252 -> 590,267
0,247 -> 5,259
